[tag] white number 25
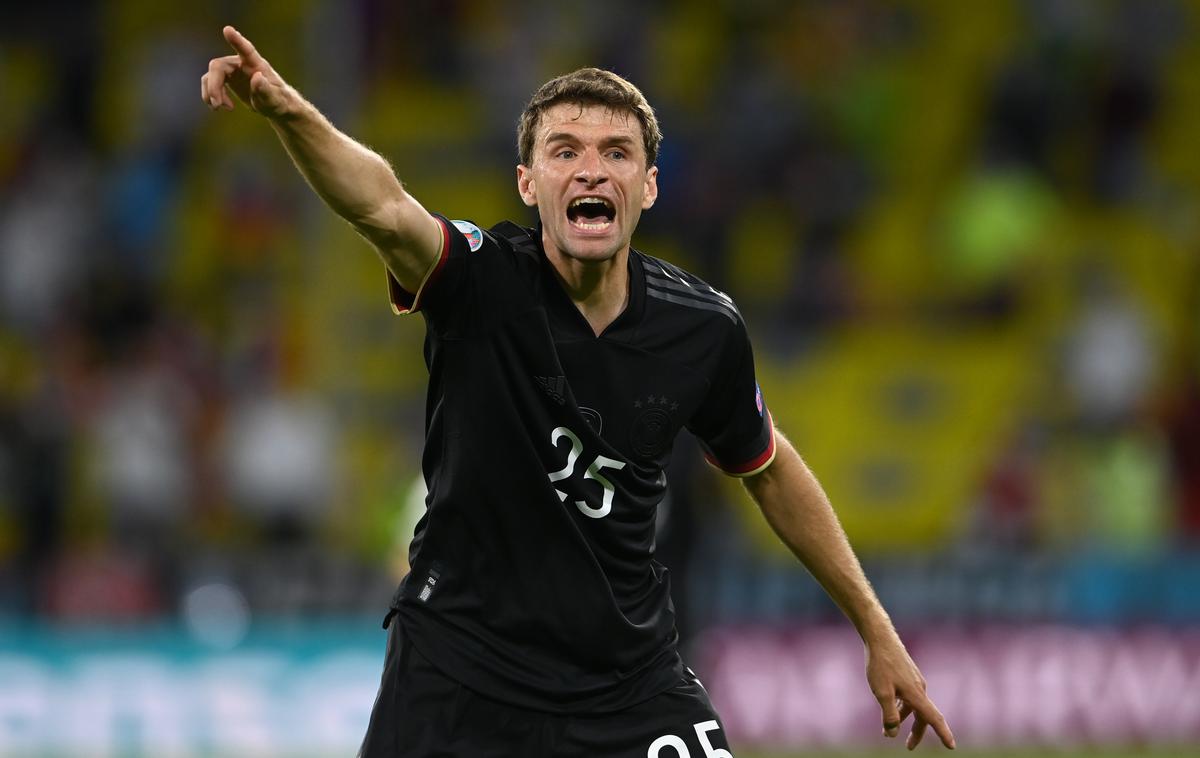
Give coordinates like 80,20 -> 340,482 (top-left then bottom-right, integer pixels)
547,426 -> 626,519
647,720 -> 732,758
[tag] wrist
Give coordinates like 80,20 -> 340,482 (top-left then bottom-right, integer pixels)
265,85 -> 307,125
854,607 -> 899,647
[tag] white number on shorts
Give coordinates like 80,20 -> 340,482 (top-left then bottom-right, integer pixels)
693,721 -> 733,758
547,426 -> 626,519
646,720 -> 731,758
647,734 -> 690,758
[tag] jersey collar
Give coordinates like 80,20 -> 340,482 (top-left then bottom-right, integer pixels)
533,223 -> 646,341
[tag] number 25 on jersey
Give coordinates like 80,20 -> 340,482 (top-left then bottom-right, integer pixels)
546,426 -> 626,519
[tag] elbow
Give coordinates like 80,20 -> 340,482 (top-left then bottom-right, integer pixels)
741,457 -> 779,500
355,193 -> 418,250
741,432 -> 796,498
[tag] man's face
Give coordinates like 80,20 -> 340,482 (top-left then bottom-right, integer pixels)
517,102 -> 658,265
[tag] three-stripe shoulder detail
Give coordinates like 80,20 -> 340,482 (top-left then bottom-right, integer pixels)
643,260 -> 741,323
490,221 -> 541,261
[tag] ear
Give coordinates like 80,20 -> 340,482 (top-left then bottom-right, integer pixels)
516,164 -> 538,207
641,165 -> 659,210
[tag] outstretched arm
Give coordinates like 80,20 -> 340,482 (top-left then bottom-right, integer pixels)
742,431 -> 956,751
201,25 -> 442,294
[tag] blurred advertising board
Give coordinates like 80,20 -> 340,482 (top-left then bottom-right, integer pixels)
696,625 -> 1200,751
0,620 -> 382,756
4,620 -> 1199,755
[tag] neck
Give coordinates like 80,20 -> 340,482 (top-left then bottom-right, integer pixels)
543,239 -> 630,336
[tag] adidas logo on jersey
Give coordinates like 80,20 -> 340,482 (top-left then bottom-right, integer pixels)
535,375 -> 567,405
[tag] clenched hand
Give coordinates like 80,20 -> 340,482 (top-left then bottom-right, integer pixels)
201,26 -> 295,119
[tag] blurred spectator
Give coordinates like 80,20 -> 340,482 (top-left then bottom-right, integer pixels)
86,338 -> 196,537
966,421 -> 1044,551
940,164 -> 1055,319
221,387 -> 336,541
1062,267 -> 1156,430
0,339 -> 69,614
1164,282 -> 1200,540
1082,426 -> 1172,555
40,543 -> 165,622
0,141 -> 98,334
1085,0 -> 1180,201
1166,381 -> 1200,540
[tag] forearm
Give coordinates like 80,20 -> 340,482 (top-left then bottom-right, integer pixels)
744,431 -> 956,748
269,100 -> 409,245
203,27 -> 440,291
265,96 -> 440,289
743,432 -> 897,645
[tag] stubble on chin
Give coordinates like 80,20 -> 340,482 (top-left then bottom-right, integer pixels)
558,239 -> 625,265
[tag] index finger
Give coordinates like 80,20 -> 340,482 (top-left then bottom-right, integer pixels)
912,696 -> 955,749
223,25 -> 263,64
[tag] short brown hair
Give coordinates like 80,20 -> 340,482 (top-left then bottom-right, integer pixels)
517,67 -> 662,169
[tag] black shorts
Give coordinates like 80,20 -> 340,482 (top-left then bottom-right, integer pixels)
359,615 -> 735,758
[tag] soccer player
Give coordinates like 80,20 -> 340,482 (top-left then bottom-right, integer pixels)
202,25 -> 956,757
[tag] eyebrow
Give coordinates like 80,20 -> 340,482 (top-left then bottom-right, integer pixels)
543,133 -> 637,149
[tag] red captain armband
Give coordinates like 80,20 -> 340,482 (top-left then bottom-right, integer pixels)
703,409 -> 778,478
386,217 -> 452,315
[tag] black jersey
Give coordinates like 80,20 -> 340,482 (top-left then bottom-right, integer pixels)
384,215 -> 776,713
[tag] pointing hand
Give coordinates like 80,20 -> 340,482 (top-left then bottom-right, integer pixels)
867,635 -> 956,750
201,26 -> 295,119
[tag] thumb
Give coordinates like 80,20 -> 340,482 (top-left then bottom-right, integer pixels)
250,70 -> 273,95
248,71 -> 286,114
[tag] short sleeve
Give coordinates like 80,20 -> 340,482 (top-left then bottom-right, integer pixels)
385,214 -> 471,315
687,321 -> 776,477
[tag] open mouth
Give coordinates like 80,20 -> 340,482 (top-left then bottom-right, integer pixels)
566,196 -> 616,231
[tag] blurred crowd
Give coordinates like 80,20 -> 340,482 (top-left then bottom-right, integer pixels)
1,0 -> 1198,636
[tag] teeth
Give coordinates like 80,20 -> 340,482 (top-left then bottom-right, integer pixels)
570,197 -> 613,210
571,218 -> 612,230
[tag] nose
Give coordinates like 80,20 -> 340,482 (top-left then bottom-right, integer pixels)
574,149 -> 608,187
